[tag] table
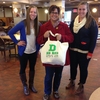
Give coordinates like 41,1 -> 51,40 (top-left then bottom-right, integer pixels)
0,34 -> 20,40
89,87 -> 100,100
0,34 -> 20,58
3,26 -> 9,29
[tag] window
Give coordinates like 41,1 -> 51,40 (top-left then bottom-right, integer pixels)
64,11 -> 72,26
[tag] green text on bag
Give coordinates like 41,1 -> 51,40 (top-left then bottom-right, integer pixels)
46,44 -> 58,57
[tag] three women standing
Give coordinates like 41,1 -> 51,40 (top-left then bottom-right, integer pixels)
8,1 -> 98,99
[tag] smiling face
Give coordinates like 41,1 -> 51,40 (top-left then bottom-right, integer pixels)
29,7 -> 37,21
78,4 -> 87,19
50,8 -> 59,22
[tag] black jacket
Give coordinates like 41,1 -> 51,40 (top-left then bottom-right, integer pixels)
70,20 -> 98,53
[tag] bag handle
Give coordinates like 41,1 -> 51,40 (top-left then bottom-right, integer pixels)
49,31 -> 59,37
48,31 -> 60,41
40,31 -> 57,47
41,31 -> 59,47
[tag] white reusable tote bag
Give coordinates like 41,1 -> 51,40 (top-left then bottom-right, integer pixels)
40,31 -> 69,66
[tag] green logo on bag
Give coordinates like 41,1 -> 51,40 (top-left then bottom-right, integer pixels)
49,44 -> 56,51
46,44 -> 58,58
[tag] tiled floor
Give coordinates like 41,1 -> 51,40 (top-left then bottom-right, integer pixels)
0,45 -> 100,100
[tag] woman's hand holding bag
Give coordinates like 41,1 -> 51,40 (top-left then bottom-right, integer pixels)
40,31 -> 69,66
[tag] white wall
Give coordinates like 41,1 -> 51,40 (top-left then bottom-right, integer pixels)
0,8 -> 4,17
5,8 -> 12,17
38,8 -> 48,21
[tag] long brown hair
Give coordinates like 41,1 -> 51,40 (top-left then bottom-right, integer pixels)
78,1 -> 96,28
24,5 -> 39,36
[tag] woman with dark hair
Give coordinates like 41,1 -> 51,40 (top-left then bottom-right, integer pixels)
37,5 -> 73,100
8,6 -> 40,95
66,1 -> 98,94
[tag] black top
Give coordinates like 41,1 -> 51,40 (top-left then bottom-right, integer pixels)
70,20 -> 98,53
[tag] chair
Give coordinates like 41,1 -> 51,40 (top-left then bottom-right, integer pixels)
0,37 -> 16,61
3,26 -> 12,35
0,27 -> 7,36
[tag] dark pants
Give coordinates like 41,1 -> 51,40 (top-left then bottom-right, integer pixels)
70,50 -> 90,84
18,52 -> 37,74
44,66 -> 63,95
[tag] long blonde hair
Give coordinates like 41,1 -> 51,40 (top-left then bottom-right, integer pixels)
24,5 -> 39,36
78,1 -> 96,28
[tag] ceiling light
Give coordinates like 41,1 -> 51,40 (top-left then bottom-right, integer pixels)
44,2 -> 49,7
44,9 -> 48,14
14,8 -> 18,13
92,8 -> 97,13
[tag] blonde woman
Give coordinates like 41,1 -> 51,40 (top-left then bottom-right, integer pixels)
8,6 -> 40,95
66,1 -> 98,94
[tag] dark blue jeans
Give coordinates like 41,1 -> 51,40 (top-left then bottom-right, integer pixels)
44,66 -> 63,95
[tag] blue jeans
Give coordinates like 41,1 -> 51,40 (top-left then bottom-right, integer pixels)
44,66 -> 63,95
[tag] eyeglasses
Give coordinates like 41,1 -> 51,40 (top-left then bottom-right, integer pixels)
51,11 -> 58,15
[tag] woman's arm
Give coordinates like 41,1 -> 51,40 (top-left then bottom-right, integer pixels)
8,21 -> 24,44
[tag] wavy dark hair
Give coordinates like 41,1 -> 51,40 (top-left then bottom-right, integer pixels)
49,5 -> 60,14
